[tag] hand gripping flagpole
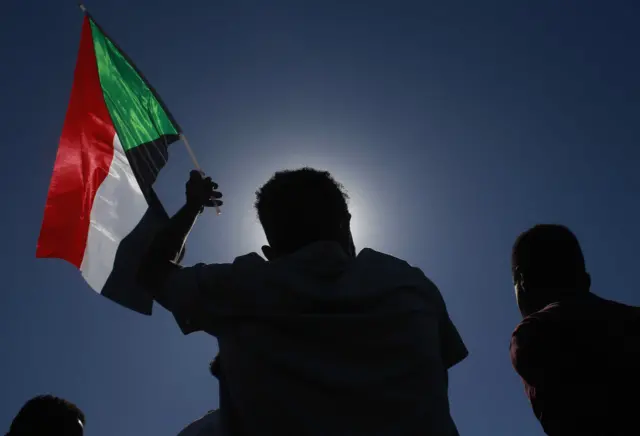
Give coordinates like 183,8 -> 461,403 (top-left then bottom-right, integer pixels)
180,134 -> 221,215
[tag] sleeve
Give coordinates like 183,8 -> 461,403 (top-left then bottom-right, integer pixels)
418,271 -> 469,369
510,317 -> 544,387
439,312 -> 469,369
510,315 -> 568,389
155,262 -> 234,335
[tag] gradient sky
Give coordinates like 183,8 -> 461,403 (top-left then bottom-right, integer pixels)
1,1 -> 639,435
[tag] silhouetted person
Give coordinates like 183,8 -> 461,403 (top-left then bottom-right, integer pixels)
7,395 -> 84,436
510,224 -> 640,435
140,168 -> 468,435
177,358 -> 227,436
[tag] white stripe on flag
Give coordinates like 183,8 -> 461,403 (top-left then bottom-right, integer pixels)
80,134 -> 149,292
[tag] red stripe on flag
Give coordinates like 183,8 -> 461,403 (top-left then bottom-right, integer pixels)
36,16 -> 116,268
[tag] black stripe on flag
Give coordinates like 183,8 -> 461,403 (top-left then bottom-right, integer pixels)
125,134 -> 180,200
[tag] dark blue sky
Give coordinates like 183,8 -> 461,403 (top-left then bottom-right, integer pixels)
1,1 -> 639,434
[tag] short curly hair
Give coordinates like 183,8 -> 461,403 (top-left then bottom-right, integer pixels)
9,395 -> 85,435
255,168 -> 349,253
512,224 -> 586,287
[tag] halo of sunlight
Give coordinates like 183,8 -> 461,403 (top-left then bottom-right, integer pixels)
226,133 -> 379,255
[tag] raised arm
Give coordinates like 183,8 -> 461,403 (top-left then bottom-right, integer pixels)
138,170 -> 222,300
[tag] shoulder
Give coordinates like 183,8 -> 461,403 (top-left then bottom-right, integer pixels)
511,305 -> 561,348
231,252 -> 267,268
176,253 -> 265,292
177,410 -> 221,436
218,252 -> 268,289
358,249 -> 445,309
511,316 -> 543,353
510,306 -> 565,376
357,248 -> 434,285
357,248 -> 410,267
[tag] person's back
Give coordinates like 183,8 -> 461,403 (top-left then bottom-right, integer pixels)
141,168 -> 467,435
509,225 -> 640,435
212,242 -> 466,435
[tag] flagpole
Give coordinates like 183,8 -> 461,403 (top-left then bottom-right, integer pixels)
180,134 -> 221,215
78,2 -> 86,13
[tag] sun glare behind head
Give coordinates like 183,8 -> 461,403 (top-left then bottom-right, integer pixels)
346,191 -> 373,251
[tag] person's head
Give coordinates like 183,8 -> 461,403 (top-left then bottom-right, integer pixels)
512,224 -> 591,317
8,395 -> 85,436
255,167 -> 354,259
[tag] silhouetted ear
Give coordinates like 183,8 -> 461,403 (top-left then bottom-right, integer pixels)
513,271 -> 526,293
262,245 -> 276,261
585,272 -> 592,290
